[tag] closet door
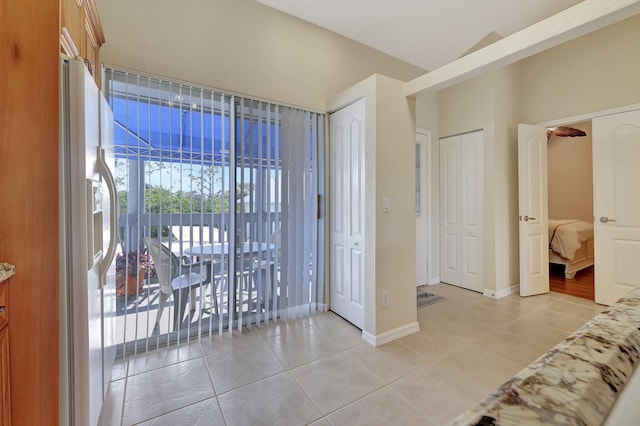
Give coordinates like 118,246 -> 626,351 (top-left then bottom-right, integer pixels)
460,131 -> 483,292
440,136 -> 462,286
330,99 -> 365,329
440,131 -> 483,292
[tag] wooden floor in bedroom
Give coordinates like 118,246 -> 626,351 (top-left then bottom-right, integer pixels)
549,264 -> 595,301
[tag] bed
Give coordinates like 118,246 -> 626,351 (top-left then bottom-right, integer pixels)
548,219 -> 594,279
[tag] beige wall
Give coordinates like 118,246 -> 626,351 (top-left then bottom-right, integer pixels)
374,76 -> 417,334
416,14 -> 640,295
519,14 -> 640,123
415,95 -> 439,283
328,75 -> 417,337
548,121 -> 593,222
435,65 -> 520,294
96,0 -> 425,112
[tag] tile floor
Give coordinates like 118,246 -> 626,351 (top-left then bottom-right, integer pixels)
98,284 -> 607,425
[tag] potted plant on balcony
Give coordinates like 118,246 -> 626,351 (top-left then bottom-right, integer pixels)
115,249 -> 149,296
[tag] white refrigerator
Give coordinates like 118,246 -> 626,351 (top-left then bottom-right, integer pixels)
60,57 -> 119,426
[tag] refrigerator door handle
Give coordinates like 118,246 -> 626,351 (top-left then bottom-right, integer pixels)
96,146 -> 119,284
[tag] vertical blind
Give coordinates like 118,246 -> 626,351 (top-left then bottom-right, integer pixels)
104,69 -> 325,356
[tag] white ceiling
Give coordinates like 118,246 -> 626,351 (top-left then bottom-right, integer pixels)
255,0 -> 584,71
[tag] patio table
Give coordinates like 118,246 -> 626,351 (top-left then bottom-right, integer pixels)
184,242 -> 276,316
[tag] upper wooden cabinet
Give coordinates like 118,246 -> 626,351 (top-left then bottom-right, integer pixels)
60,0 -> 106,86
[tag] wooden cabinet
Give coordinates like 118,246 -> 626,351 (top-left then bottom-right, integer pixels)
0,280 -> 10,426
60,0 -> 106,86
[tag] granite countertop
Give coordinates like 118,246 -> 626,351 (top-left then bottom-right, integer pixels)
451,287 -> 640,426
0,263 -> 15,284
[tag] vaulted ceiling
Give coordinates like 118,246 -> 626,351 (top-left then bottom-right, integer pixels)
255,0 -> 584,71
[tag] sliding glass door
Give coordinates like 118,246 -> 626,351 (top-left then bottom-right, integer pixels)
104,69 -> 324,356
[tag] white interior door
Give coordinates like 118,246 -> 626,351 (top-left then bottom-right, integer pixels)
440,132 -> 483,292
518,124 -> 549,296
593,109 -> 640,305
330,99 -> 365,329
460,131 -> 483,292
440,136 -> 461,286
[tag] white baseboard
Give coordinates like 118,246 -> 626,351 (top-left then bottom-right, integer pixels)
361,322 -> 420,347
483,285 -> 519,299
428,276 -> 440,285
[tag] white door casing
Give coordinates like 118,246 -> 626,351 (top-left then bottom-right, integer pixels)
330,99 -> 365,329
440,131 -> 483,292
416,130 -> 430,286
593,109 -> 640,306
518,124 -> 549,297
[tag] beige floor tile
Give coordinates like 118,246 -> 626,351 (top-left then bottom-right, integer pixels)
397,327 -> 467,361
462,302 -> 519,328
252,316 -> 312,340
204,341 -> 284,394
199,326 -> 263,356
347,341 -> 431,383
520,308 -> 589,334
290,351 -> 384,414
98,379 -> 125,426
516,293 -> 558,308
429,310 -> 496,340
126,340 -> 203,377
472,295 -> 542,317
543,290 -> 565,299
102,284 -> 607,425
218,372 -> 321,426
309,419 -> 331,426
390,364 -> 489,425
122,358 -> 214,425
472,330 -> 551,367
427,284 -> 484,304
309,311 -> 351,328
312,313 -> 363,349
109,359 -> 129,382
265,326 -> 344,368
417,299 -> 457,323
498,317 -> 571,349
436,344 -> 522,391
137,397 -> 225,426
546,299 -> 604,322
327,387 -> 435,426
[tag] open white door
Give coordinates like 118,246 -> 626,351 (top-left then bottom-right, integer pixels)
518,124 -> 549,296
593,109 -> 640,306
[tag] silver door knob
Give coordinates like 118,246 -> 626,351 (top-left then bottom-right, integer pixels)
599,216 -> 616,223
523,215 -> 536,222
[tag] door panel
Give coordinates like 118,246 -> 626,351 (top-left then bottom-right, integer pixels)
518,124 -> 549,296
440,136 -> 460,285
330,99 -> 365,329
440,132 -> 483,292
593,110 -> 640,305
461,132 -> 483,292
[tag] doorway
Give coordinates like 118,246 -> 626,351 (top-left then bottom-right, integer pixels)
521,104 -> 640,305
546,121 -> 595,301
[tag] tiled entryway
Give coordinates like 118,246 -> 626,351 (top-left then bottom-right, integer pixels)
98,284 -> 606,425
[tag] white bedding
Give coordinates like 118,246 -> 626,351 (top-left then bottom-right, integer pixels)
548,219 -> 594,260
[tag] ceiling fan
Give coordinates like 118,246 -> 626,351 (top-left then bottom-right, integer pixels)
546,126 -> 587,141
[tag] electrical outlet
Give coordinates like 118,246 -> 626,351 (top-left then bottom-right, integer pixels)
381,291 -> 390,307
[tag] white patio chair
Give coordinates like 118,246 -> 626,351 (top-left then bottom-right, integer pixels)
144,237 -> 206,331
